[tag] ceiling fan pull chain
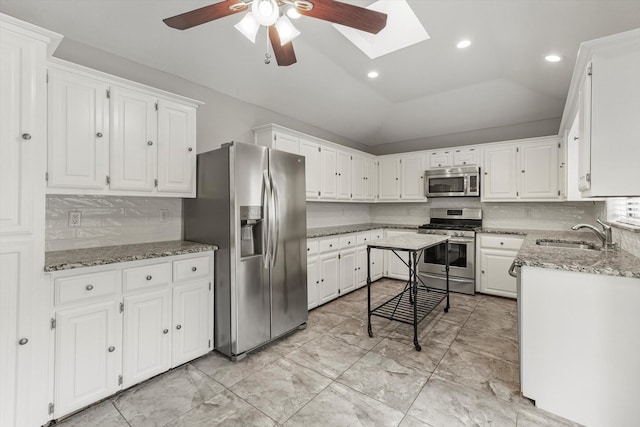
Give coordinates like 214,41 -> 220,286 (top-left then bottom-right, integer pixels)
264,31 -> 272,64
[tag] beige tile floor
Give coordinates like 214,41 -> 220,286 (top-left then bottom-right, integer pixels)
57,279 -> 582,427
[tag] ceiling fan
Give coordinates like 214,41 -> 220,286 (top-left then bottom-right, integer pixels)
163,0 -> 388,66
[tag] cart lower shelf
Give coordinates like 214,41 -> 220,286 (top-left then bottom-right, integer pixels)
370,285 -> 448,326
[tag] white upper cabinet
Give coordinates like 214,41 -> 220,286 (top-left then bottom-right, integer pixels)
337,151 -> 351,200
109,86 -> 157,192
483,137 -> 561,202
320,145 -> 337,199
399,155 -> 425,200
378,157 -> 400,200
274,131 -> 299,154
350,154 -> 365,200
299,139 -> 320,199
157,98 -> 196,195
46,60 -> 200,197
364,158 -> 377,200
453,147 -> 478,166
559,29 -> 640,197
47,69 -> 109,190
428,150 -> 453,168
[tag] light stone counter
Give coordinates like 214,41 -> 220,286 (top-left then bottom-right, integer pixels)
369,234 -> 448,251
45,240 -> 217,272
307,223 -> 418,238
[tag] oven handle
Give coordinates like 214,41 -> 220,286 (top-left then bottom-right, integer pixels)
418,272 -> 474,284
447,237 -> 475,244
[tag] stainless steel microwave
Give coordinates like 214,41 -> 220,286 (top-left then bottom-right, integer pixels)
424,166 -> 480,197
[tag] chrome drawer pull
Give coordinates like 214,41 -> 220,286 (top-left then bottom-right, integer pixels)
146,275 -> 152,281
176,324 -> 182,330
163,329 -> 169,334
191,267 -> 197,272
18,338 -> 29,345
86,284 -> 94,291
108,346 -> 115,352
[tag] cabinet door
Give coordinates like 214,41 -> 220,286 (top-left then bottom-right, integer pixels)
307,258 -> 319,310
319,254 -> 339,304
400,155 -> 425,200
47,69 -> 109,190
0,30 -> 40,236
0,242 -> 34,427
371,248 -> 384,281
110,87 -> 157,192
578,63 -> 592,192
383,231 -> 414,280
320,146 -> 337,199
172,280 -> 211,367
478,248 -> 517,298
123,288 -> 172,388
453,148 -> 478,166
351,154 -> 365,200
300,140 -> 320,199
357,248 -> 368,288
157,99 -> 196,195
337,151 -> 351,200
519,140 -> 559,200
364,158 -> 377,200
340,249 -> 357,295
483,145 -> 518,200
378,157 -> 399,200
429,151 -> 452,168
274,132 -> 299,154
55,300 -> 122,417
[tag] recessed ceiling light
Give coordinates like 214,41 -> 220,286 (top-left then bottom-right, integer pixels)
367,71 -> 379,79
545,54 -> 562,63
456,40 -> 471,49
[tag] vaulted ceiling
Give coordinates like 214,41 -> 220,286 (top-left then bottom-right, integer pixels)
1,0 -> 639,146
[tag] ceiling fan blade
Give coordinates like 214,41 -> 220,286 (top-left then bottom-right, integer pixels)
300,0 -> 387,34
268,26 -> 297,66
163,0 -> 247,30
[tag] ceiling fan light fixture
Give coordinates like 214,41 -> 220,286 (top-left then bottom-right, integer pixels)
252,0 -> 279,26
275,15 -> 301,45
234,12 -> 260,43
286,6 -> 302,19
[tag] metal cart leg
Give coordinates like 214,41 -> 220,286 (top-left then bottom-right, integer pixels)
367,246 -> 373,338
412,251 -> 421,351
444,240 -> 450,313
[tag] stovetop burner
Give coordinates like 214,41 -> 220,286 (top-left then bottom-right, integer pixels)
419,207 -> 483,233
418,223 -> 480,231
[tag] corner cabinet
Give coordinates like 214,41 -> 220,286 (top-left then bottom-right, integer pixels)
482,137 -> 561,202
48,252 -> 215,421
0,14 -> 61,427
46,60 -> 201,198
476,233 -> 524,298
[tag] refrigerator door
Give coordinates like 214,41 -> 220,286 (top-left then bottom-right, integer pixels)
268,149 -> 308,339
233,143 -> 271,355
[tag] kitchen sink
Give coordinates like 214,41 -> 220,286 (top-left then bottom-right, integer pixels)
536,239 -> 598,250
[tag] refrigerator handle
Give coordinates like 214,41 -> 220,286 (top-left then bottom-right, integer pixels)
262,170 -> 271,269
271,177 -> 280,268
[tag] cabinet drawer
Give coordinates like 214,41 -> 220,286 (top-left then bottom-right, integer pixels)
123,262 -> 171,293
339,235 -> 356,249
357,232 -> 372,246
307,239 -> 318,256
479,234 -> 524,251
370,229 -> 384,241
319,237 -> 339,253
173,256 -> 210,282
55,270 -> 119,306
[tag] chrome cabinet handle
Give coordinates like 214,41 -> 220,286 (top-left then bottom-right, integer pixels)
18,338 -> 28,345
96,132 -> 103,138
147,141 -> 153,146
146,275 -> 152,280
500,242 -> 504,245
191,267 -> 197,272
188,147 -> 193,152
508,261 -> 518,278
108,346 -> 115,352
86,284 -> 94,291
163,329 -> 169,334
22,133 -> 31,140
176,324 -> 182,330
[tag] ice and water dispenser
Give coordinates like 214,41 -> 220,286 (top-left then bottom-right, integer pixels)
240,206 -> 263,257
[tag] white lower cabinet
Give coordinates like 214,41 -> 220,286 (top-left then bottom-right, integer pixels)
339,249 -> 357,295
319,253 -> 340,304
50,252 -> 214,420
383,230 -> 417,281
476,234 -> 524,298
122,288 -> 171,388
307,257 -> 320,310
171,280 -> 211,367
54,300 -> 122,418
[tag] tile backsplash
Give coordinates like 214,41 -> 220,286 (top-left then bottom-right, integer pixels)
46,196 -> 182,252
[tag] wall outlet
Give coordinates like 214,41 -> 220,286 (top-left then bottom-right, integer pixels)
68,211 -> 82,227
160,209 -> 169,223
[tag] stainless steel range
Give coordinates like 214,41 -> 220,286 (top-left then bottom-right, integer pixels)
417,208 -> 482,295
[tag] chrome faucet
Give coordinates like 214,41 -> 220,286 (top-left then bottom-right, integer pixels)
571,219 -> 617,250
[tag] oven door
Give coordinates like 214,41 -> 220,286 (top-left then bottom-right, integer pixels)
420,237 -> 475,279
425,174 -> 467,197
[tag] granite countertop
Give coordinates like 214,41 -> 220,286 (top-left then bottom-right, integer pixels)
45,240 -> 218,272
307,223 -> 418,238
513,230 -> 640,279
478,227 -> 529,236
369,234 -> 448,251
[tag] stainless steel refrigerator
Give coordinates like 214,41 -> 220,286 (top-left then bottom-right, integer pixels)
183,141 -> 307,359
